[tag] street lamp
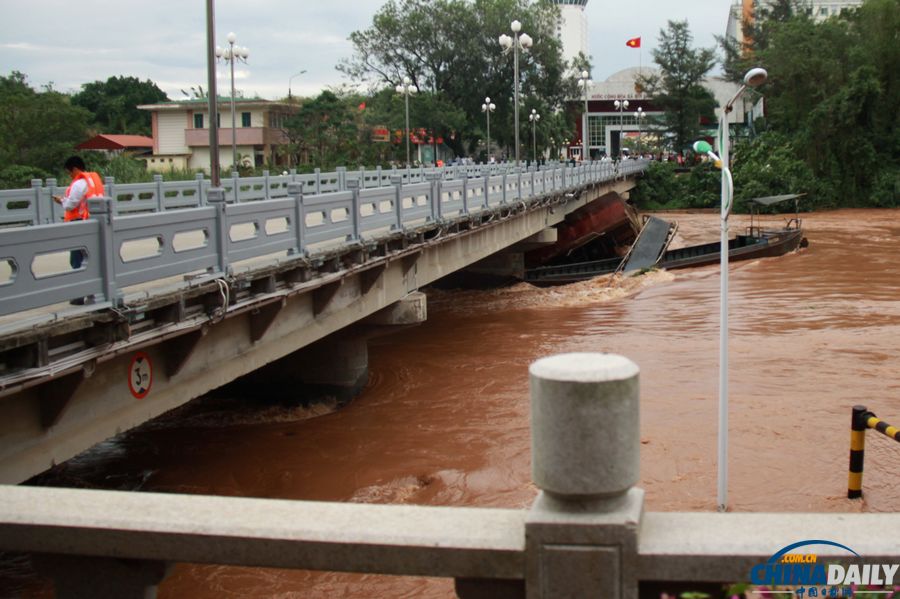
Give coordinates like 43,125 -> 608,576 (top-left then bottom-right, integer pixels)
633,107 -> 647,156
694,66 -> 768,513
288,69 -> 307,102
499,20 -> 533,167
613,99 -> 629,159
578,70 -> 591,162
529,109 -> 540,164
481,97 -> 496,163
215,32 -> 249,171
395,76 -> 417,166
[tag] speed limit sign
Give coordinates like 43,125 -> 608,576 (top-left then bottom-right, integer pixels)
128,352 -> 153,399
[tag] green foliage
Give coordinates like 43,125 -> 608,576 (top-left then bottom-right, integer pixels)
630,160 -> 720,210
732,0 -> 900,207
731,132 -> 822,210
339,0 -> 574,160
71,76 -> 168,135
0,71 -> 91,186
0,164 -> 52,189
639,21 -> 717,153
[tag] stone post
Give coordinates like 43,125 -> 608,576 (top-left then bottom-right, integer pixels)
31,179 -> 44,224
426,172 -> 442,222
154,174 -> 165,212
88,197 -> 121,306
346,178 -> 361,242
525,353 -> 643,599
287,182 -> 305,256
391,175 -> 404,231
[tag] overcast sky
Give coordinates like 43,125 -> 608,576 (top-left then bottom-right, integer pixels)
0,0 -> 735,101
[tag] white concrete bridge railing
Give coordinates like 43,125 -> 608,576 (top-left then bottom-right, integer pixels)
0,160 -> 647,316
0,353 -> 896,599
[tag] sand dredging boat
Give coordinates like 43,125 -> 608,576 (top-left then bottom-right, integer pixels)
525,194 -> 808,285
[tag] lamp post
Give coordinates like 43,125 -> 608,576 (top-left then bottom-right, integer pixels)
395,76 -> 417,166
481,97 -> 496,163
578,70 -> 591,162
288,69 -> 307,102
633,107 -> 646,157
215,32 -> 249,170
693,66 -> 768,513
499,20 -> 533,168
529,109 -> 540,164
613,99 -> 629,159
204,0 -> 221,186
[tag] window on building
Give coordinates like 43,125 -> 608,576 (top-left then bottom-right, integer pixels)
194,113 -> 204,129
241,112 -> 251,127
819,7 -> 829,15
217,113 -> 221,128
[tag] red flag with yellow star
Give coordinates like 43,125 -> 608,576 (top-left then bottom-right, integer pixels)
626,37 -> 641,48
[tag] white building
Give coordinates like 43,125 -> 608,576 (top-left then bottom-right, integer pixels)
552,0 -> 589,66
137,98 -> 294,173
726,0 -> 864,48
573,68 -> 760,158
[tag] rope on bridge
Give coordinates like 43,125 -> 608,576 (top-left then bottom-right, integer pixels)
847,404 -> 900,499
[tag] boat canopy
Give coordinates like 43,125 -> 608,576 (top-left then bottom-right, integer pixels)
747,193 -> 805,206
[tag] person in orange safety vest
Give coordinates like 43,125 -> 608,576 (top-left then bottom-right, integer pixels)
53,156 -> 104,270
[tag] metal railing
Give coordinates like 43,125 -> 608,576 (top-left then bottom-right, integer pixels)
1,353 -> 896,598
0,160 -> 648,316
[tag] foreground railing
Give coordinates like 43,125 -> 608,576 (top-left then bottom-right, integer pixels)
1,353 -> 896,598
0,160 -> 638,226
0,160 -> 648,316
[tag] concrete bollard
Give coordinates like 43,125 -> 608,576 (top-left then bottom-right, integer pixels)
529,352 -> 639,499
526,352 -> 643,599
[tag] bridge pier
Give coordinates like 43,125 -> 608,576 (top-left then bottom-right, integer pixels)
232,291 -> 427,405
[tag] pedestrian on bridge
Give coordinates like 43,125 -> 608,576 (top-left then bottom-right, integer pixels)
53,156 -> 105,270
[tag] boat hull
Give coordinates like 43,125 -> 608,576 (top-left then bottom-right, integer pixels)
525,228 -> 805,285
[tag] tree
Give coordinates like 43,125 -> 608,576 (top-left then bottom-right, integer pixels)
72,76 -> 168,135
0,71 -> 91,186
638,21 -> 717,154
284,91 -> 362,169
339,0 -> 574,158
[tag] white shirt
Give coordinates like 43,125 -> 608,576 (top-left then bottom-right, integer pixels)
62,179 -> 88,212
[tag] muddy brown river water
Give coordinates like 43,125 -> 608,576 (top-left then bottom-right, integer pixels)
6,209 -> 900,598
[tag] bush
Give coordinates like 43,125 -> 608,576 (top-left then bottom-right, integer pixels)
631,160 -> 720,211
0,164 -> 52,189
731,132 -> 824,212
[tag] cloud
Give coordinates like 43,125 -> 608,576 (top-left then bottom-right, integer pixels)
0,0 -> 735,100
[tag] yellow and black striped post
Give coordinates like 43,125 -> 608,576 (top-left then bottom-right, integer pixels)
848,405 -> 900,499
847,405 -> 869,499
865,412 -> 900,443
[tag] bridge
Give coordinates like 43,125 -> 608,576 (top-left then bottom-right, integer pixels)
0,160 -> 646,483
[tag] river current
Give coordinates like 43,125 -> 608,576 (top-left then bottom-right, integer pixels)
6,209 -> 900,598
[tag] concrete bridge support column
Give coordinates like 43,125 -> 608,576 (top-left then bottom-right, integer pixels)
34,555 -> 168,599
524,353 -> 643,599
234,292 -> 427,405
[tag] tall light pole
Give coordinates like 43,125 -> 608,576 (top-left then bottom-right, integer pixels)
633,107 -> 646,156
481,97 -> 496,163
578,70 -> 591,161
694,66 -> 768,513
288,69 -> 306,103
395,76 -> 417,166
529,109 -> 540,164
204,0 -> 221,186
499,20 -> 533,167
216,32 -> 249,170
613,99 -> 629,159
